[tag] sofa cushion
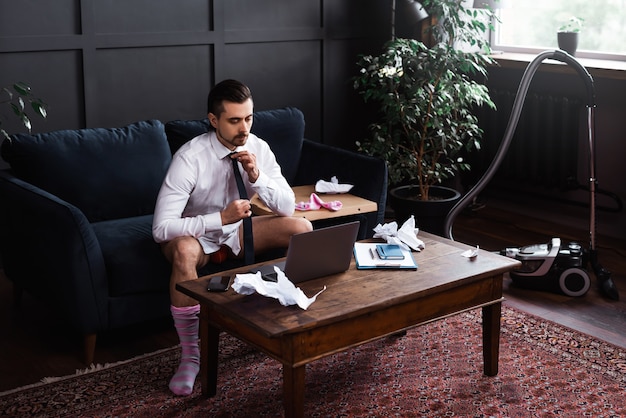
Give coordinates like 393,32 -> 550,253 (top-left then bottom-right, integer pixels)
1,120 -> 171,222
164,118 -> 212,155
165,107 -> 304,184
92,215 -> 171,296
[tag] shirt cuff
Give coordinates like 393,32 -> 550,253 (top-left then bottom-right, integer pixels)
203,212 -> 223,232
251,170 -> 270,190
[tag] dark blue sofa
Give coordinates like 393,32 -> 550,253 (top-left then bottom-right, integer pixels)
0,107 -> 387,363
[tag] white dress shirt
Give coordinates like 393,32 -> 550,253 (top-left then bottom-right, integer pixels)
152,131 -> 295,255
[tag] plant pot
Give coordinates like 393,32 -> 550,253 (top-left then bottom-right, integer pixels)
557,32 -> 578,56
388,185 -> 461,237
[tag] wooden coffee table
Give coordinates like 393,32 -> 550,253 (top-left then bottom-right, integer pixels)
176,232 -> 520,417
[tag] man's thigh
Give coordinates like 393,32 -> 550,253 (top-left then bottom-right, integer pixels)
161,236 -> 211,267
251,215 -> 310,251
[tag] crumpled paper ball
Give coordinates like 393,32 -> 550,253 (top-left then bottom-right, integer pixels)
373,215 -> 425,252
315,176 -> 354,194
231,267 -> 326,310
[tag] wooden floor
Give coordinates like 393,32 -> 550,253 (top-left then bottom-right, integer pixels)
452,200 -> 626,352
1,200 -> 624,393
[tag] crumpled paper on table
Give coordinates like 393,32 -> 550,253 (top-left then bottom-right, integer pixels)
231,267 -> 326,310
461,245 -> 480,259
373,215 -> 425,252
315,176 -> 354,194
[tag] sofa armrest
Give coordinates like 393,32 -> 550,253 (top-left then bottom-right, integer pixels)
0,170 -> 109,334
293,140 -> 388,237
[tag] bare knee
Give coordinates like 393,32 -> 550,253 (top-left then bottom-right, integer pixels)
276,217 -> 312,247
252,216 -> 312,251
162,237 -> 207,272
292,217 -> 313,234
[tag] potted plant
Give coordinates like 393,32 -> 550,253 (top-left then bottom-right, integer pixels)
557,17 -> 583,56
1,82 -> 48,141
353,0 -> 495,235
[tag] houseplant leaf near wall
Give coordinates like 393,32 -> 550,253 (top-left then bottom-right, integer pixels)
353,0 -> 496,235
1,82 -> 48,141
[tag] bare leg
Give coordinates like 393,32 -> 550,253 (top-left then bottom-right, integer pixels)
162,236 -> 211,307
249,215 -> 312,254
162,216 -> 310,396
161,237 -> 210,396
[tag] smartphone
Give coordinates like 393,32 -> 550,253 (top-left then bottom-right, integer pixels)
207,275 -> 231,292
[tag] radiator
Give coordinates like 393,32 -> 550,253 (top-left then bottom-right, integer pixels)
471,89 -> 583,189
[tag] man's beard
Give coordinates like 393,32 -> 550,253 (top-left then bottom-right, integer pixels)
218,130 -> 248,149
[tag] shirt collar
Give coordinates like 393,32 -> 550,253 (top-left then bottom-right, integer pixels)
211,133 -> 242,160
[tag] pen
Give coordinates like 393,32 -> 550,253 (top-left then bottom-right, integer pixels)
369,248 -> 376,259
375,263 -> 402,267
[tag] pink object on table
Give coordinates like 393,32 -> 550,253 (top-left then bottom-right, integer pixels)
295,193 -> 343,211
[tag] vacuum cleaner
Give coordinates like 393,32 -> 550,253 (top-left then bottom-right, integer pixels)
444,49 -> 619,300
501,238 -> 590,297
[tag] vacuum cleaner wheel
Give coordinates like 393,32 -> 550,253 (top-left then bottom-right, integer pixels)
559,267 -> 591,297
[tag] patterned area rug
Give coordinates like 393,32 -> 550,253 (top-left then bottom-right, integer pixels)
1,306 -> 624,417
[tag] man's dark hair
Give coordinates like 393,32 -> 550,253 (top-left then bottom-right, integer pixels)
207,79 -> 253,116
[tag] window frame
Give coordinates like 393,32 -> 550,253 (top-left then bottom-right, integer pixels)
489,9 -> 626,63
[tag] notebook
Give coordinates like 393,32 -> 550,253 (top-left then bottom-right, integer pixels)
353,242 -> 418,270
251,221 -> 360,283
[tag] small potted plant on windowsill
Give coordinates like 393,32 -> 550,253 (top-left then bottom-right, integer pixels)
557,16 -> 584,56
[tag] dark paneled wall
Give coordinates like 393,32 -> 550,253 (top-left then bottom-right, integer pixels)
0,0 -> 387,167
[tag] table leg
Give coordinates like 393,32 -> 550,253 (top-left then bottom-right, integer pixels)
482,301 -> 502,376
199,305 -> 220,397
283,364 -> 305,418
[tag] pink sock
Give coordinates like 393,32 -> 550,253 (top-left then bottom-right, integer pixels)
169,304 -> 200,396
295,193 -> 322,211
311,192 -> 343,211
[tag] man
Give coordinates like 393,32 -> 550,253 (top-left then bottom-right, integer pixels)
153,79 -> 312,396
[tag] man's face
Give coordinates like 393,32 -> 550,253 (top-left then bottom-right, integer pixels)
209,99 -> 253,150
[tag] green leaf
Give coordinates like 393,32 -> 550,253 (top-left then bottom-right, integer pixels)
20,114 -> 32,131
10,103 -> 22,116
1,128 -> 10,141
13,82 -> 31,96
32,101 -> 47,118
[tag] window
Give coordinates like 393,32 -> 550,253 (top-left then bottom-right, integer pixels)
492,0 -> 626,59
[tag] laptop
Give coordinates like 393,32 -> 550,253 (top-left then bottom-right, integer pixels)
251,221 -> 360,283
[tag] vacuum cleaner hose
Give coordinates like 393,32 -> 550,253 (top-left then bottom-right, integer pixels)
444,50 -> 595,240
444,50 -> 619,300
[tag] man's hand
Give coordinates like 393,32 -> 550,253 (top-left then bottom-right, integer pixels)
221,199 -> 253,225
230,151 -> 260,183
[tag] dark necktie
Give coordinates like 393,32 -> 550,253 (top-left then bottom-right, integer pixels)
231,155 -> 254,265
